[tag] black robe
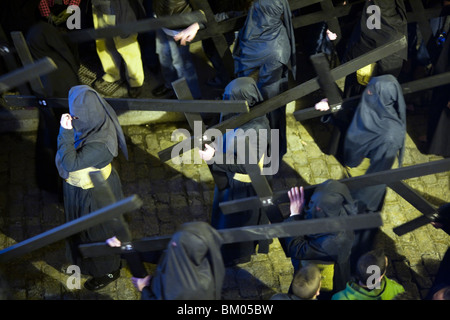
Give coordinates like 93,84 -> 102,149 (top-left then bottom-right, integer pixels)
343,0 -> 408,96
141,221 -> 225,300
427,11 -> 450,158
284,180 -> 357,298
209,77 -> 273,266
55,85 -> 128,277
343,75 -> 406,213
233,0 -> 296,158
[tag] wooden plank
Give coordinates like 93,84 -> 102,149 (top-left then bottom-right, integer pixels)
89,172 -> 147,278
171,78 -> 205,131
190,0 -> 235,78
3,95 -> 249,114
294,71 -> 450,122
10,32 -> 46,97
0,195 -> 143,263
0,58 -> 57,93
78,212 -> 383,257
310,53 -> 343,108
69,11 -> 207,43
219,158 -> 450,215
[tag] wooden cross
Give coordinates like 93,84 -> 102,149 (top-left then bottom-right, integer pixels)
79,212 -> 383,258
0,57 -> 56,94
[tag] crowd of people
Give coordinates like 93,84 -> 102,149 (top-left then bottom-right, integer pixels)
0,0 -> 449,301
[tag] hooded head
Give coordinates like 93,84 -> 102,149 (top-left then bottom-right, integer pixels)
344,75 -> 406,168
68,85 -> 128,160
305,180 -> 358,220
150,222 -> 225,300
221,77 -> 263,122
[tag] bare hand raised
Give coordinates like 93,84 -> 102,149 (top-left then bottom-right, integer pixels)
288,186 -> 305,216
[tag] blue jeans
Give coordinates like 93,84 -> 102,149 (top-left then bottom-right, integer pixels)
155,29 -> 202,99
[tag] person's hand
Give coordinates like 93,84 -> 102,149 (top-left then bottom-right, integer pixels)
446,100 -> 450,109
326,29 -> 338,41
288,186 -> 304,216
174,22 -> 200,46
199,143 -> 215,161
315,98 -> 330,111
106,236 -> 121,247
60,113 -> 73,130
131,275 -> 152,292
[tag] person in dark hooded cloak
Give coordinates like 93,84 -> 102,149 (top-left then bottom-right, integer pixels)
343,75 -> 407,214
55,85 -> 129,291
342,75 -> 406,271
342,0 -> 408,96
132,221 -> 225,300
198,77 -> 274,267
425,4 -> 450,158
233,0 -> 296,159
284,179 -> 357,299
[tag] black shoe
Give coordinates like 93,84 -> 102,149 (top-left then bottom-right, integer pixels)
128,86 -> 143,98
152,84 -> 174,97
84,269 -> 120,291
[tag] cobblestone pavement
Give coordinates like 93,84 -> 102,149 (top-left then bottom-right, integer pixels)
0,42 -> 449,301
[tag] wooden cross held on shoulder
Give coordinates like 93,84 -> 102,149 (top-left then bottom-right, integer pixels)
218,158 -> 450,237
4,31 -> 249,115
78,212 -> 383,259
0,57 -> 57,94
171,78 -> 277,219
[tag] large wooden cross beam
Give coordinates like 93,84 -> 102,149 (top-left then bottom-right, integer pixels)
157,35 -> 408,162
189,0 -> 235,80
4,31 -> 249,115
0,57 -> 57,94
294,71 -> 450,122
2,95 -> 249,114
0,195 -> 143,263
171,78 -> 278,222
78,212 -> 383,258
218,158 -> 450,219
9,31 -> 47,98
68,11 -> 207,43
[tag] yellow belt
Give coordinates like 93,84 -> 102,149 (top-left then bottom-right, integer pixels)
65,163 -> 112,189
233,154 -> 265,183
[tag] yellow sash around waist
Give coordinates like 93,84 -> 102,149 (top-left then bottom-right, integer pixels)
233,154 -> 265,183
65,163 -> 112,189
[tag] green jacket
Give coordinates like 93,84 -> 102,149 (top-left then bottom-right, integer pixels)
331,277 -> 405,300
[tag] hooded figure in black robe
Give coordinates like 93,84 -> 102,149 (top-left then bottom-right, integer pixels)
141,221 -> 225,300
342,75 -> 406,271
55,85 -> 128,290
343,0 -> 408,96
204,77 -> 273,266
233,0 -> 296,159
426,5 -> 450,158
284,180 -> 357,299
343,75 -> 406,213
